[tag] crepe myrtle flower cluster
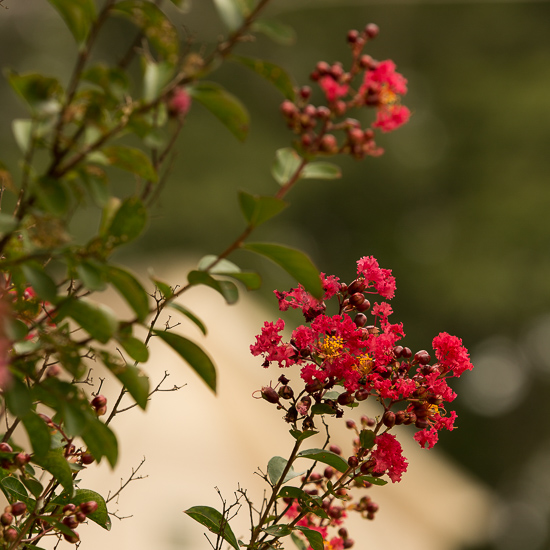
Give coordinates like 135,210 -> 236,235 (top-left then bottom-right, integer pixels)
280,24 -> 410,160
251,255 -> 473,457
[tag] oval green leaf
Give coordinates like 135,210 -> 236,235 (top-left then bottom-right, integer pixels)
153,330 -> 216,392
301,162 -> 342,181
32,449 -> 73,494
106,196 -> 148,247
295,526 -> 324,550
267,456 -> 304,486
104,265 -> 150,322
188,82 -> 249,142
238,191 -> 288,228
168,303 -> 207,336
21,262 -> 58,303
297,448 -> 349,474
102,145 -> 157,182
184,505 -> 239,550
58,298 -> 118,344
242,242 -> 323,299
232,56 -> 295,100
47,0 -> 96,46
251,19 -> 296,45
187,270 -> 239,305
272,148 -> 303,186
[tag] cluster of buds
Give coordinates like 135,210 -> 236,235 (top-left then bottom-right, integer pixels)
280,24 -> 410,160
251,256 -> 473,547
59,500 -> 98,543
0,442 -> 31,472
1,501 -> 27,544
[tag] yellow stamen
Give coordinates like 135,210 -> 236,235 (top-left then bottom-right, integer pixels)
379,84 -> 397,105
320,335 -> 344,358
355,354 -> 373,375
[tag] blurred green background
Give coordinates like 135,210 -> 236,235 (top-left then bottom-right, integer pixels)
2,1 -> 550,549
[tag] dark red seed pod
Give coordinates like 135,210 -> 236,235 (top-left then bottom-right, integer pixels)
395,411 -> 406,425
305,379 -> 323,393
324,466 -> 335,479
0,442 -> 13,453
337,392 -> 355,406
415,418 -> 430,429
401,347 -> 412,359
81,453 -> 95,465
355,389 -> 369,401
360,461 -> 371,474
347,279 -> 366,295
278,385 -> 294,400
349,292 -> 365,307
63,504 -> 76,515
91,395 -> 107,409
382,411 -> 396,428
79,501 -> 98,516
343,539 -> 355,549
338,527 -> 348,539
75,512 -> 87,523
347,29 -> 359,43
329,444 -> 342,455
393,345 -> 404,358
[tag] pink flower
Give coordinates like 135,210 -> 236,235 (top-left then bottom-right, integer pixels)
319,76 -> 349,102
373,104 -> 410,132
356,256 -> 396,299
432,332 -> 473,377
363,60 -> 408,95
250,319 -> 296,367
371,432 -> 408,482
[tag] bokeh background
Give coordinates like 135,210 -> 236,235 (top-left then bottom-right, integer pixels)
2,1 -> 550,549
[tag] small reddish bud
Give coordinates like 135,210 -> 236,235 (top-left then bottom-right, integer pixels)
347,30 -> 359,43
337,392 -> 355,406
343,539 -> 355,549
319,134 -> 338,154
345,419 -> 356,429
63,515 -> 79,530
63,504 -> 76,515
280,100 -> 297,118
91,395 -> 107,410
63,530 -> 80,544
382,411 -> 396,428
305,379 -> 323,393
355,389 -> 369,401
415,418 -> 430,429
349,292 -> 365,307
4,528 -> 17,542
324,466 -> 335,479
329,444 -> 342,455
81,453 -> 95,465
356,299 -> 371,312
316,106 -> 331,119
414,350 -> 431,365
11,502 -> 26,516
1,512 -> 13,526
393,345 -> 404,358
0,442 -> 13,453
316,61 -> 330,75
14,453 -> 31,468
79,501 -> 98,516
348,279 -> 366,294
401,347 -> 412,359
168,87 -> 192,118
347,456 -> 359,468
364,23 -> 379,39
75,512 -> 87,523
299,86 -> 312,100
46,365 -> 61,377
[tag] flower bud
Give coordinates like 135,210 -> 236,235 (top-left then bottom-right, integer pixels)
168,87 -> 191,118
0,442 -> 13,453
365,23 -> 379,39
349,292 -> 365,307
324,466 -> 335,479
63,515 -> 79,530
11,502 -> 26,516
337,392 -> 355,406
401,347 -> 412,359
382,411 -> 396,428
355,389 -> 369,401
260,386 -> 280,404
414,350 -> 431,365
1,512 -> 13,526
4,528 -> 18,542
81,452 -> 95,465
329,444 -> 342,455
345,419 -> 356,429
91,395 -> 107,410
63,530 -> 80,544
356,299 -> 371,312
278,385 -> 294,400
347,456 -> 359,468
79,501 -> 98,516
343,539 -> 355,549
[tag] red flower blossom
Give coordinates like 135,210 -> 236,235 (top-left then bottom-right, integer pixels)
432,332 -> 474,377
319,76 -> 350,102
356,256 -> 396,299
371,432 -> 408,482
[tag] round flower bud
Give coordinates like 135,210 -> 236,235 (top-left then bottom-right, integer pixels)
63,530 -> 80,544
347,279 -> 366,294
168,87 -> 192,118
75,512 -> 87,523
337,392 -> 355,406
305,380 -> 323,394
0,442 -> 13,453
91,395 -> 107,410
349,292 -> 365,307
414,350 -> 431,365
401,347 -> 412,359
393,345 -> 404,358
356,299 -> 371,312
1,512 -> 13,526
79,501 -> 98,516
63,515 -> 79,530
14,453 -> 31,468
299,86 -> 312,100
347,29 -> 359,44
345,419 -> 356,429
365,23 -> 379,39
63,504 -> 76,515
324,466 -> 335,479
278,385 -> 294,400
355,389 -> 369,401
415,418 -> 430,429
382,411 -> 396,428
280,100 -> 297,118
319,134 -> 338,154
329,444 -> 342,455
81,453 -> 95,465
347,456 -> 359,468
4,527 -> 18,542
344,539 -> 355,549
11,502 -> 26,516
338,527 -> 348,539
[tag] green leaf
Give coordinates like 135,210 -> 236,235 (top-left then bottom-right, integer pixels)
6,71 -> 62,113
289,429 -> 319,442
72,489 -> 111,530
58,298 -> 118,344
21,476 -> 43,499
101,352 -> 150,409
81,419 -> 118,468
152,278 -> 173,299
301,162 -> 342,181
310,403 -> 338,415
21,262 -> 58,303
143,59 -> 175,102
0,212 -> 17,235
153,330 -> 216,392
34,176 -> 70,216
295,526 -> 324,550
359,429 -> 375,450
79,166 -> 109,207
117,335 -> 150,363
187,270 -> 239,305
168,303 -> 207,336
47,0 -> 96,46
76,260 -> 107,292
32,450 -> 73,494
188,82 -> 249,142
82,64 -> 129,102
238,191 -> 288,228
104,265 -> 149,322
184,506 -> 239,550
267,456 -> 304,486
251,19 -> 296,45
12,119 -> 33,154
291,532 -> 308,550
212,0 -> 243,31
102,146 -> 157,182
112,1 -> 179,65
232,56 -> 295,100
297,448 -> 349,474
197,255 -> 261,291
354,475 -> 387,486
1,476 -> 30,504
263,525 -> 292,537
22,412 -> 52,457
105,196 -> 148,247
242,242 -> 323,299
4,377 -> 33,418
272,148 -> 303,186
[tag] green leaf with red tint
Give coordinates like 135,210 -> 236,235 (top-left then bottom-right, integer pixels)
153,330 -> 216,392
242,242 -> 323,299
47,0 -> 96,46
232,56 -> 295,100
185,506 -> 240,550
188,82 -> 249,141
